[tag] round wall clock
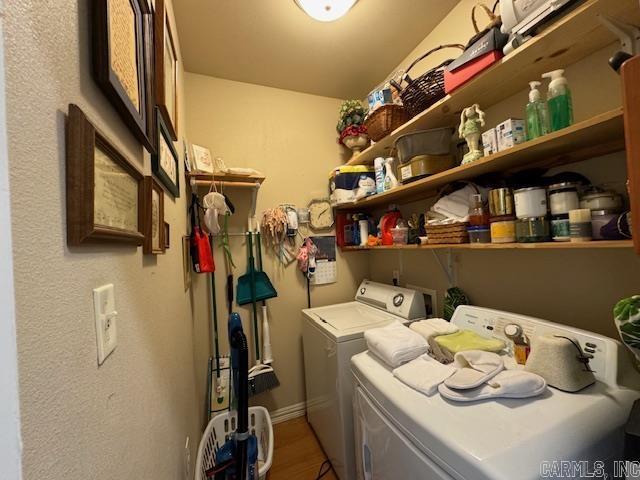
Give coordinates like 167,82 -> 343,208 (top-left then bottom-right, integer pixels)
307,198 -> 334,230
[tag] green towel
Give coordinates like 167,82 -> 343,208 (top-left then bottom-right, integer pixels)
435,330 -> 505,354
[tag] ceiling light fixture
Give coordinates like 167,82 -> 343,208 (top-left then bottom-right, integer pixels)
294,0 -> 359,22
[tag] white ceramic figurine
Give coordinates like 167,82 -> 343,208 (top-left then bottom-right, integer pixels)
459,104 -> 486,165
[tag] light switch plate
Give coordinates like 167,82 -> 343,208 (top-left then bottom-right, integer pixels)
93,284 -> 117,365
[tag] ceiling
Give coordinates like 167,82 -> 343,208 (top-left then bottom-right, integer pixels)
174,0 -> 459,99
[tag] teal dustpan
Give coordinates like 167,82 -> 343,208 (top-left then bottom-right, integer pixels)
236,232 -> 277,305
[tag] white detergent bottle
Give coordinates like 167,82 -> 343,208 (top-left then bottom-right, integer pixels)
383,157 -> 399,191
542,69 -> 573,132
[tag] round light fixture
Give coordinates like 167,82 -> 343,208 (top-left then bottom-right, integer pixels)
294,0 -> 359,22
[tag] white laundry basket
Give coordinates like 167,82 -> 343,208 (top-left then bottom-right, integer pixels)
195,406 -> 274,480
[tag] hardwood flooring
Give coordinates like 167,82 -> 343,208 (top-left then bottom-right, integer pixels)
267,416 -> 339,480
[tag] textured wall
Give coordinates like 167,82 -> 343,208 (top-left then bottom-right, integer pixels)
184,73 -> 370,414
4,1 -> 200,478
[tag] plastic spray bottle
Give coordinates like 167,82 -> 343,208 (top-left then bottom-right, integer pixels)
383,157 -> 399,191
525,81 -> 549,140
542,69 -> 573,132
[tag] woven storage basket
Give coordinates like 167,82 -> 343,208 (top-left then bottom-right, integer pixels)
364,104 -> 408,142
390,44 -> 464,119
425,222 -> 470,244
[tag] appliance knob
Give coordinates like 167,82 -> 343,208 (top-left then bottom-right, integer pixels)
504,324 -> 522,338
360,287 -> 366,295
393,294 -> 404,307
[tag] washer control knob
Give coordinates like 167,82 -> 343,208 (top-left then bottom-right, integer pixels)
504,324 -> 523,338
360,287 -> 366,295
393,294 -> 404,307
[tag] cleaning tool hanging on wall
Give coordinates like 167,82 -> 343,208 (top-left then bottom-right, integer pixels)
256,232 -> 275,366
189,194 -> 215,273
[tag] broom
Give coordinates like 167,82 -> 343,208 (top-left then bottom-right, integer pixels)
247,230 -> 280,396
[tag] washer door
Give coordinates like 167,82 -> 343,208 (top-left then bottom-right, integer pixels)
353,386 -> 454,480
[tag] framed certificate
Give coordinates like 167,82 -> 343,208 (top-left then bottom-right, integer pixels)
154,0 -> 178,140
152,107 -> 180,197
92,0 -> 154,152
142,176 -> 165,254
66,104 -> 144,246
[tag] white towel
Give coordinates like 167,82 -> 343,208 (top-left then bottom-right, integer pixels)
365,321 -> 428,368
393,354 -> 457,396
409,318 -> 459,341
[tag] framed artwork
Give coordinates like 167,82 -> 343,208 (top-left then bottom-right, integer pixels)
153,108 -> 180,197
154,0 -> 178,140
66,104 -> 144,246
192,144 -> 213,173
142,176 -> 165,254
164,221 -> 170,249
183,138 -> 192,173
92,0 -> 153,151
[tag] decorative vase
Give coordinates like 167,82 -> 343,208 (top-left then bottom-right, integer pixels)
342,134 -> 369,158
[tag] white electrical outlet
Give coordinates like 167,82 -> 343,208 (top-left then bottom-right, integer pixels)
184,436 -> 191,480
93,284 -> 117,365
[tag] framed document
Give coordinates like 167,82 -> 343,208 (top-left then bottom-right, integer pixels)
154,0 -> 178,140
92,0 -> 154,152
66,104 -> 144,246
153,108 -> 180,197
191,144 -> 213,173
142,176 -> 165,254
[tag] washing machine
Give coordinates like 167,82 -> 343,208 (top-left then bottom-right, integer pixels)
352,305 -> 640,480
302,280 -> 426,480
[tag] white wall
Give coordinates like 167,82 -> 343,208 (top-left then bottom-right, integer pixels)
0,2 -> 23,478
4,1 -> 200,478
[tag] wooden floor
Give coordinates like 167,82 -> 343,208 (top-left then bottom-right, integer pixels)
267,416 -> 339,480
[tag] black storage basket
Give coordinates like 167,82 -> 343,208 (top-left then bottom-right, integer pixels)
391,44 -> 464,119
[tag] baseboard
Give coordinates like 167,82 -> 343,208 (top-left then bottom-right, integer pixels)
269,401 -> 306,424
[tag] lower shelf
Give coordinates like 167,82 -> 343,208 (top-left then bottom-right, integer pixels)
341,240 -> 633,251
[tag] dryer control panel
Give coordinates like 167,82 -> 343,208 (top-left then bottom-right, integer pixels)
355,280 -> 426,320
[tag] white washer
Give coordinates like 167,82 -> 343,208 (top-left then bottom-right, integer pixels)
352,305 -> 640,480
302,280 -> 426,480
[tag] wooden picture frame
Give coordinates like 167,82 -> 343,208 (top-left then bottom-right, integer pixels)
142,176 -> 165,254
92,0 -> 153,151
164,221 -> 170,249
66,104 -> 144,246
153,108 -> 180,197
154,0 -> 178,140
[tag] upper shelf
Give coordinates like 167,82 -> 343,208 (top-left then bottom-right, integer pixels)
187,172 -> 266,189
337,108 -> 625,210
338,0 -> 640,169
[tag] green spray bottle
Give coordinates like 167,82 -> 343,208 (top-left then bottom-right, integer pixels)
525,81 -> 550,140
542,69 -> 573,132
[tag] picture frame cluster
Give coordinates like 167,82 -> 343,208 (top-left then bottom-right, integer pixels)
66,0 -> 182,254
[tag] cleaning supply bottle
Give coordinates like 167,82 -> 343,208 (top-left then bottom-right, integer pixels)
383,157 -> 399,192
542,70 -> 573,132
374,157 -> 385,194
525,81 -> 549,140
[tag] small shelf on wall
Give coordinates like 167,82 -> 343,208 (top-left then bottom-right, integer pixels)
187,172 -> 266,189
336,108 -> 625,210
341,240 -> 633,252
332,0 -> 640,171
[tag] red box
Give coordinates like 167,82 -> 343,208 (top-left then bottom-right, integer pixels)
444,50 -> 503,94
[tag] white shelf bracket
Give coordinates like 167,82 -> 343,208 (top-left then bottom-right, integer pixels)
431,249 -> 454,288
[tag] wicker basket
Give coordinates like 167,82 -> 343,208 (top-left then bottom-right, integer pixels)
364,104 -> 408,142
390,44 -> 464,119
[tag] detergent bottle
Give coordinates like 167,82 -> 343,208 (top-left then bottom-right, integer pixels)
542,69 -> 573,132
380,206 -> 402,246
525,81 -> 549,140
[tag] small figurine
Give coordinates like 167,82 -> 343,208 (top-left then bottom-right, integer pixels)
459,104 -> 486,165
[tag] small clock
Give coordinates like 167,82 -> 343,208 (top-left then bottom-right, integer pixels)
308,198 -> 334,230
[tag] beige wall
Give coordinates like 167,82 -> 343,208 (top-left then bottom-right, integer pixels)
366,0 -> 640,338
184,73 -> 369,413
4,1 -> 201,478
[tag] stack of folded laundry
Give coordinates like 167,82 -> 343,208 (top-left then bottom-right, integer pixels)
364,321 -> 428,368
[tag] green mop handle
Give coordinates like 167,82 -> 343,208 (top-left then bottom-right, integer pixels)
247,232 -> 260,361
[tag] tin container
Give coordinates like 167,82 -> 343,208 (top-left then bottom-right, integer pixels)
580,191 -> 623,212
550,214 -> 571,242
467,226 -> 491,243
514,187 -> 548,219
569,209 -> 592,242
548,182 -> 580,216
490,216 -> 516,243
516,217 -> 550,243
489,188 -> 514,217
590,209 -> 618,240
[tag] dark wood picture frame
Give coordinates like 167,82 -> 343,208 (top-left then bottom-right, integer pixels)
154,0 -> 178,141
92,0 -> 154,151
164,221 -> 170,249
142,176 -> 165,254
153,108 -> 180,197
66,104 -> 144,246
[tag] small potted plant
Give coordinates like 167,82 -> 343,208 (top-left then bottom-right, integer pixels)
337,100 -> 369,158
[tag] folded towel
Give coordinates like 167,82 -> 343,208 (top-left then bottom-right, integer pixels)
443,351 -> 504,390
435,330 -> 505,355
439,370 -> 547,402
365,321 -> 428,368
409,318 -> 459,341
393,354 -> 457,396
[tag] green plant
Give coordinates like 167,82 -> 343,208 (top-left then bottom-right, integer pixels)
337,100 -> 366,134
615,295 -> 640,350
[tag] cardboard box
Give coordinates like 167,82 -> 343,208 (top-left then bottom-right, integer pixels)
496,119 -> 526,151
482,128 -> 498,156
